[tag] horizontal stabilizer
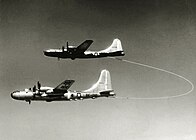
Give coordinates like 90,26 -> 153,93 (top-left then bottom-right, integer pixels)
100,90 -> 114,95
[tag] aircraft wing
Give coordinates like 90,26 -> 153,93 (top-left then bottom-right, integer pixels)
53,80 -> 75,93
76,40 -> 93,53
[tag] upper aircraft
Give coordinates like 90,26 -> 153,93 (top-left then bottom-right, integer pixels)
11,70 -> 115,104
43,39 -> 125,60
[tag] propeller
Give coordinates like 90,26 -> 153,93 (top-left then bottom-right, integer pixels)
33,85 -> 36,92
37,81 -> 41,94
37,81 -> 41,90
62,46 -> 65,52
67,41 -> 69,49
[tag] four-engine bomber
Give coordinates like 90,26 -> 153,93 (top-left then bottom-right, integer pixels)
44,39 -> 124,60
11,70 -> 115,104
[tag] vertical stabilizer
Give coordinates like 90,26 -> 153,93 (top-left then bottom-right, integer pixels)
100,39 -> 123,53
84,70 -> 112,93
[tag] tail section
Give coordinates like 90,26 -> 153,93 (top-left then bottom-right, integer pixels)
100,39 -> 123,53
84,69 -> 113,93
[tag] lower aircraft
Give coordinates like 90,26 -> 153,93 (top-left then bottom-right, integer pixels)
11,70 -> 115,104
43,39 -> 125,60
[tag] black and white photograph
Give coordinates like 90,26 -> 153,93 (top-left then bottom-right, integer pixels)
0,0 -> 196,139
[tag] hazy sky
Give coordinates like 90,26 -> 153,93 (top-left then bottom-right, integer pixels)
0,0 -> 196,140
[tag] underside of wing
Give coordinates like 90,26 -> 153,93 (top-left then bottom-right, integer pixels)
53,80 -> 75,93
76,40 -> 93,53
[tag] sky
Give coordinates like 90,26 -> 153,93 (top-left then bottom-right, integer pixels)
0,0 -> 196,139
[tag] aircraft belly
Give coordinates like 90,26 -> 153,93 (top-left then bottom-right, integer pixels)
77,53 -> 106,58
108,51 -> 125,56
31,95 -> 69,101
45,52 -> 71,58
45,51 -> 124,59
31,94 -> 94,101
78,51 -> 124,58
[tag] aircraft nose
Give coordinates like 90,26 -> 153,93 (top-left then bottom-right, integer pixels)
43,50 -> 50,56
43,50 -> 47,55
11,92 -> 15,99
11,91 -> 18,99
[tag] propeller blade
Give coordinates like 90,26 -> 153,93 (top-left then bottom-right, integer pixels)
33,85 -> 36,92
62,46 -> 65,52
37,81 -> 41,90
67,42 -> 68,49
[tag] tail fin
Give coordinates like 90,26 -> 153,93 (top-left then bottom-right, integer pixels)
100,39 -> 123,53
84,69 -> 113,93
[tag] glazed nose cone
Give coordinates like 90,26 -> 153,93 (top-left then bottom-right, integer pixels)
43,50 -> 48,55
11,92 -> 14,98
43,50 -> 51,56
11,91 -> 18,99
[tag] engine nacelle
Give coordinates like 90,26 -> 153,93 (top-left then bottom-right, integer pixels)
64,92 -> 77,99
64,93 -> 71,100
46,89 -> 53,94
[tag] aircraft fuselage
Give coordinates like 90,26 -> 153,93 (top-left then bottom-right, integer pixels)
44,49 -> 125,60
11,90 -> 115,103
